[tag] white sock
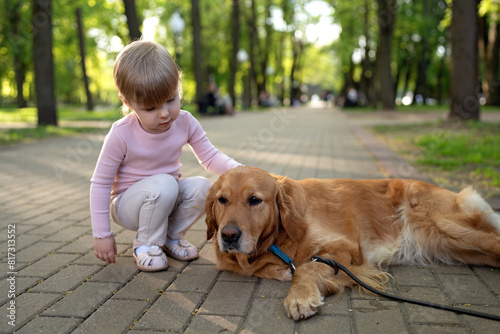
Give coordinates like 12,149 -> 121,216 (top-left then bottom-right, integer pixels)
134,245 -> 150,255
166,238 -> 178,248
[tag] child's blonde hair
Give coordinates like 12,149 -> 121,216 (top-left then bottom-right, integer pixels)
113,40 -> 181,115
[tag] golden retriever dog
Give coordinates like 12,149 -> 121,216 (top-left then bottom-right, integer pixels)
205,166 -> 500,320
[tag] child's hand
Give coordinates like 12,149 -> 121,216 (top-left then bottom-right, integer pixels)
94,236 -> 118,264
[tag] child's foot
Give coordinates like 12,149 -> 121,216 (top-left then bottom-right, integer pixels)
164,238 -> 199,261
133,245 -> 168,271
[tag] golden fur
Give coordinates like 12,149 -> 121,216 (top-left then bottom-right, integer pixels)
205,166 -> 500,320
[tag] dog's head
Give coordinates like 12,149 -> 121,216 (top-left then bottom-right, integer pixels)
205,166 -> 307,255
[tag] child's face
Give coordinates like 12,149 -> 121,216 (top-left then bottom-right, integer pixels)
124,91 -> 181,134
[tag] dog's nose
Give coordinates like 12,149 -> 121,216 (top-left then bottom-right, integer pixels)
221,226 -> 241,243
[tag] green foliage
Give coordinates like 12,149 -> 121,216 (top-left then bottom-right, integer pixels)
1,0 -> 499,111
375,120 -> 500,188
414,123 -> 500,174
0,125 -> 102,146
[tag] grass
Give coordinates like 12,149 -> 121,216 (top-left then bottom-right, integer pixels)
372,120 -> 500,195
0,126 -> 108,146
0,103 -> 198,146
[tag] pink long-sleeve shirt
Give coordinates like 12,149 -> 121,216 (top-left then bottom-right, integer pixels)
90,110 -> 241,238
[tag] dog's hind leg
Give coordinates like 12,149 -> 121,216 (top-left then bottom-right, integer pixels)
396,187 -> 500,267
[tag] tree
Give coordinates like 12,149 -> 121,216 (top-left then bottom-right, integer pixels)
376,0 -> 397,110
479,0 -> 500,106
448,0 -> 480,121
33,0 -> 57,126
6,0 -> 28,108
228,0 -> 239,108
75,7 -> 94,111
123,0 -> 141,40
191,0 -> 204,104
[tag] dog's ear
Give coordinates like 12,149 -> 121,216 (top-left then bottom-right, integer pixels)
275,176 -> 307,241
205,186 -> 218,240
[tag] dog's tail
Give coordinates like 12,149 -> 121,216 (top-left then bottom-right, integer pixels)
457,187 -> 500,233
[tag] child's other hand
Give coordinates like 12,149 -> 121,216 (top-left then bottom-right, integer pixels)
94,236 -> 118,264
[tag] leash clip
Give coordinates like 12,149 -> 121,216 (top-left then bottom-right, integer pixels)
269,244 -> 296,273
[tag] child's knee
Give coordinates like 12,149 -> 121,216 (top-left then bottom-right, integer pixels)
150,174 -> 179,202
182,177 -> 212,204
192,177 -> 212,201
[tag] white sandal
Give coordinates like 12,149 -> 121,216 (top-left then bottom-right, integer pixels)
164,239 -> 199,261
133,245 -> 168,271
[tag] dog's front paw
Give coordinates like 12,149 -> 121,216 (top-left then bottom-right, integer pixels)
284,289 -> 324,320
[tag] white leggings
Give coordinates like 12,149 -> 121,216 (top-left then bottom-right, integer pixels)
110,174 -> 212,247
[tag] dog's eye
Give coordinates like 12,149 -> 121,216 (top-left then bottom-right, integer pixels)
248,196 -> 262,206
218,197 -> 228,204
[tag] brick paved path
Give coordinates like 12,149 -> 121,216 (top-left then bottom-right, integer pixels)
1,107 -> 499,333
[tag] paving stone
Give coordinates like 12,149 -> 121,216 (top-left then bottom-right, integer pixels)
195,242 -> 218,265
167,264 -> 219,293
317,291 -> 351,316
198,281 -> 255,316
435,273 -> 500,305
56,234 -> 94,254
17,253 -> 80,278
26,220 -> 76,236
113,270 -> 177,300
472,266 -> 500,294
10,234 -> 45,252
397,286 -> 460,324
16,241 -> 63,263
462,306 -> 500,334
219,270 -> 259,283
6,292 -> 60,329
32,264 -> 101,293
133,291 -> 205,332
89,256 -> 138,283
72,299 -> 148,334
42,282 -> 122,318
409,324 -> 468,334
297,314 -> 352,334
15,316 -> 82,334
254,278 -> 291,299
240,297 -> 295,334
351,299 -> 408,334
0,276 -> 39,305
185,315 -> 243,334
390,265 -> 437,286
42,226 -> 91,242
61,208 -> 91,222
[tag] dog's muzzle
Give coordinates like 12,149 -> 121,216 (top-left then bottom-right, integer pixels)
220,225 -> 241,252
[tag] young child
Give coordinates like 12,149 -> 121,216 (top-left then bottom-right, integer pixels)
90,40 -> 242,271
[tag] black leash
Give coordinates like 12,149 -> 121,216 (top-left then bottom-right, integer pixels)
312,255 -> 500,322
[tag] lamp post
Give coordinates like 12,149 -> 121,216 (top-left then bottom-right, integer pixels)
169,11 -> 185,67
237,49 -> 251,109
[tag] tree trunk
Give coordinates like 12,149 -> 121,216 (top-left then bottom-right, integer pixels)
33,0 -> 57,126
76,7 -> 94,111
247,0 -> 259,106
484,6 -> 500,106
123,0 -> 141,40
290,37 -> 303,104
376,0 -> 396,110
191,0 -> 204,104
229,0 -> 239,109
448,0 -> 480,121
259,0 -> 272,99
361,0 -> 375,107
412,0 -> 429,104
8,0 -> 28,108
